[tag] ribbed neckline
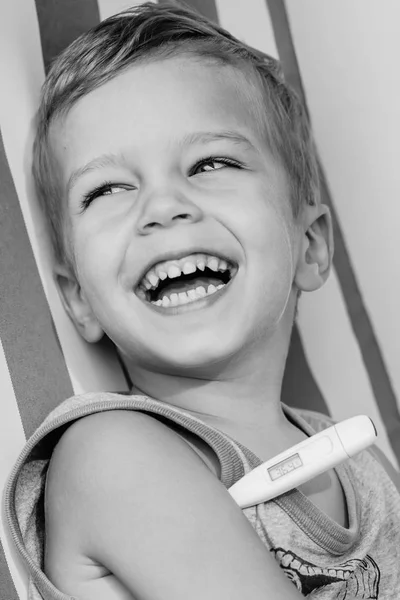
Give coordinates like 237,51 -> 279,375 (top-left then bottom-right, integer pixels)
234,405 -> 361,555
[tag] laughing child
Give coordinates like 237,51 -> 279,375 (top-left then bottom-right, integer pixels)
6,2 -> 400,599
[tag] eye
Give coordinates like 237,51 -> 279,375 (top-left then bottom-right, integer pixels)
191,156 -> 242,176
79,182 -> 133,212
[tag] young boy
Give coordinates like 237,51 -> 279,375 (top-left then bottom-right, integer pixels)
5,2 -> 400,599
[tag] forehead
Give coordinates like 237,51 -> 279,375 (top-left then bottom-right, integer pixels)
50,56 -> 266,177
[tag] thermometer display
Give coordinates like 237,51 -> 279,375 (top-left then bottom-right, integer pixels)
267,453 -> 303,481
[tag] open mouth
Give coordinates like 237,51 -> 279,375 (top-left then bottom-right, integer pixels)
135,253 -> 238,309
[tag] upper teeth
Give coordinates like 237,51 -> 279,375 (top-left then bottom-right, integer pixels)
140,253 -> 231,292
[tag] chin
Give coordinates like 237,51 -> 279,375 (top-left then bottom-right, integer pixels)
154,334 -> 245,376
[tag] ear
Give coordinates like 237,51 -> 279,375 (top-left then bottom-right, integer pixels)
294,203 -> 334,293
53,263 -> 104,343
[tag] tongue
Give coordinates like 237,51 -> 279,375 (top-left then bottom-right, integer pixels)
156,276 -> 222,300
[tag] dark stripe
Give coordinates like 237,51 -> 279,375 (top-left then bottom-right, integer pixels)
34,0 -> 101,72
0,537 -> 18,600
0,129 -> 73,437
266,0 -> 400,460
265,0 -> 310,116
282,325 -> 330,415
159,0 -> 219,23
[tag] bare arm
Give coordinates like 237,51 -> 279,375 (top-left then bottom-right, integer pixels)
45,410 -> 302,600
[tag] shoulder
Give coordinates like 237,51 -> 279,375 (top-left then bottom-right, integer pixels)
46,409 -> 203,495
44,409 -> 213,569
44,410 -> 205,538
44,410 -> 234,594
51,408 -> 173,448
45,408 -> 218,519
42,416 -> 304,600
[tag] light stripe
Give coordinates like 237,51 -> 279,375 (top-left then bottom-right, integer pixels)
0,339 -> 29,599
216,0 -> 278,58
283,0 -> 400,463
284,6 -> 400,415
298,269 -> 398,468
98,0 -> 156,21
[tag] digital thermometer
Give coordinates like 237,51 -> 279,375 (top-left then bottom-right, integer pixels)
229,415 -> 377,509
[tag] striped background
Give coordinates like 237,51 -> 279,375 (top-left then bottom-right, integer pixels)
1,0 -> 400,597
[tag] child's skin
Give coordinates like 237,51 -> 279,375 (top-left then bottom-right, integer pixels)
44,56 -> 336,599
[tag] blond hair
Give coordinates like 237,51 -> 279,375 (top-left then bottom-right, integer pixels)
32,0 -> 319,274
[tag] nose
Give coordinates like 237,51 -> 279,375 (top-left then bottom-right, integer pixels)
135,186 -> 203,235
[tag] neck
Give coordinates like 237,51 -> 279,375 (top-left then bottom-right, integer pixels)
123,332 -> 307,461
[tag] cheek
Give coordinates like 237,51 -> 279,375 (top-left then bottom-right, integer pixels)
74,215 -> 115,266
258,224 -> 293,298
236,192 -> 292,263
73,228 -> 116,298
248,205 -> 295,325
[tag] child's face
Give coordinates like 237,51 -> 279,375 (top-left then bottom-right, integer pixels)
51,56 -> 299,373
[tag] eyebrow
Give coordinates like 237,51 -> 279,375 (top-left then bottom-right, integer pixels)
66,130 -> 256,194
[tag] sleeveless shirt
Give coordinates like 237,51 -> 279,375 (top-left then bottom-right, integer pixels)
5,392 -> 400,599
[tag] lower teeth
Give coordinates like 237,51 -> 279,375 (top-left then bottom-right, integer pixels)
151,284 -> 225,307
